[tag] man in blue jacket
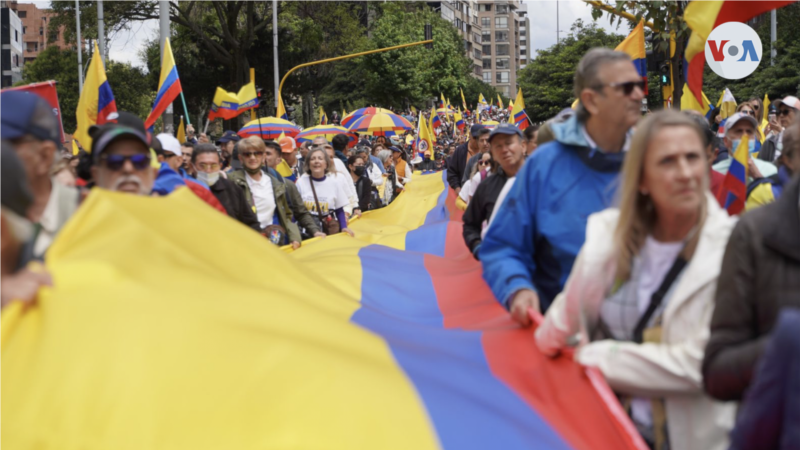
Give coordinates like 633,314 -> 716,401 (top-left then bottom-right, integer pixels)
480,48 -> 644,325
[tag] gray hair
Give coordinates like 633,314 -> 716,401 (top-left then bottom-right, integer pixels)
304,147 -> 334,175
574,48 -> 632,122
376,149 -> 392,165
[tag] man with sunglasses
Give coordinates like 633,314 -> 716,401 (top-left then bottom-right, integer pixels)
481,48 -> 643,325
1,91 -> 80,259
758,96 -> 799,163
90,123 -> 157,196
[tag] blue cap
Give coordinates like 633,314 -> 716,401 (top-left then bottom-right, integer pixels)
0,91 -> 61,145
488,124 -> 523,142
216,130 -> 241,144
469,124 -> 486,137
389,146 -> 403,153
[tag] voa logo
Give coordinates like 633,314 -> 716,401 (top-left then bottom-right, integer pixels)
705,22 -> 762,79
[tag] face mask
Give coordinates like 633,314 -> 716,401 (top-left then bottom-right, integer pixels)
244,165 -> 262,176
197,171 -> 220,186
732,138 -> 756,154
354,166 -> 365,177
424,156 -> 430,161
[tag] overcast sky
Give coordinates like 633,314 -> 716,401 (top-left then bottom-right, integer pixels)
22,0 -> 626,70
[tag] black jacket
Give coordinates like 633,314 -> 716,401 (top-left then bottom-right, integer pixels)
418,159 -> 437,172
209,177 -> 261,232
756,134 -> 779,163
353,174 -> 373,212
446,142 -> 472,189
462,170 -> 509,259
702,176 -> 800,401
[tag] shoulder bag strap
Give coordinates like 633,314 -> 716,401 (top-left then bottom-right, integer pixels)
309,178 -> 325,218
632,256 -> 688,343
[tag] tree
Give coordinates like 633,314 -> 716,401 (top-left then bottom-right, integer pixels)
18,46 -> 152,132
518,20 -> 625,123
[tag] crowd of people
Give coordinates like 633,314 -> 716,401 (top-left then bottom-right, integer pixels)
1,43 -> 798,450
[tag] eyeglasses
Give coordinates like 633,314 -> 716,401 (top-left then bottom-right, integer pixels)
598,80 -> 646,96
195,162 -> 221,171
478,160 -> 491,166
740,110 -> 755,116
778,108 -> 795,117
100,154 -> 151,171
241,151 -> 265,158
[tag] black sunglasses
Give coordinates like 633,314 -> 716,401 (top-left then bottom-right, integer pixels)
101,154 -> 151,171
778,109 -> 795,117
241,151 -> 265,158
601,80 -> 646,96
478,160 -> 491,166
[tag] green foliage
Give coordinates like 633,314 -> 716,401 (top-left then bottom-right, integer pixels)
19,46 -> 152,132
518,20 -> 625,122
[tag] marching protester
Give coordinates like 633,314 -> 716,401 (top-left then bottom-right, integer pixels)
348,154 -> 374,212
295,147 -> 353,236
536,110 -> 736,450
522,124 -> 539,157
331,134 -> 351,168
319,137 -> 359,217
377,149 -> 398,205
90,122 -> 158,196
463,124 -> 525,261
391,146 -> 410,194
216,130 -> 240,170
711,112 -> 776,181
702,115 -> 800,402
227,137 -> 302,248
369,143 -> 387,174
458,151 -> 492,208
0,141 -> 52,310
746,118 -> 798,210
462,128 -> 492,186
180,141 -> 196,177
757,95 -> 798,163
447,124 -> 489,192
279,135 -> 301,182
1,91 -> 80,258
481,48 -> 643,321
192,143 -> 261,232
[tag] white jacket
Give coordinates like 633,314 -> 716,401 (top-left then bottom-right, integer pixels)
535,194 -> 737,450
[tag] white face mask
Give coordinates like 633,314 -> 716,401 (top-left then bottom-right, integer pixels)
197,171 -> 220,186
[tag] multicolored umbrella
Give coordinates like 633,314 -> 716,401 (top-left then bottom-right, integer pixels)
295,125 -> 357,143
238,117 -> 301,139
347,112 -> 414,137
340,107 -> 394,127
435,108 -> 455,116
481,120 -> 500,130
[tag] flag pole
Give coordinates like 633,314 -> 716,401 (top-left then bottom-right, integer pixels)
179,91 -> 191,125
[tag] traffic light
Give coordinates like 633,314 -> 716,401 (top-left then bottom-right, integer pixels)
424,24 -> 432,49
256,86 -> 267,108
645,34 -> 669,73
659,62 -> 671,86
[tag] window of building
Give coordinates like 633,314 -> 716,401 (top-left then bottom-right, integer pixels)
456,18 -> 462,29
482,59 -> 492,70
496,4 -> 509,14
495,31 -> 508,42
473,33 -> 480,44
496,71 -> 509,84
483,72 -> 492,83
14,30 -> 18,42
39,27 -> 43,36
42,16 -> 47,22
520,29 -> 526,37
496,44 -> 509,56
482,44 -> 491,56
22,26 -> 27,35
479,4 -> 492,12
501,86 -> 510,96
481,17 -> 490,27
474,48 -> 482,59
442,6 -> 455,21
495,17 -> 508,29
18,11 -> 27,18
474,65 -> 482,77
496,58 -> 509,69
482,31 -> 491,42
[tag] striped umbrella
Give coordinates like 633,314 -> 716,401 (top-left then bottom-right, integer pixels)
481,120 -> 500,130
296,125 -> 357,143
435,108 -> 455,116
238,117 -> 301,139
340,107 -> 394,127
347,112 -> 414,137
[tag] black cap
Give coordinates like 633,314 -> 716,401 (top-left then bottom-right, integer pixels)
0,91 -> 61,147
488,124 -> 524,142
90,124 -> 150,162
469,124 -> 486,138
1,140 -> 34,217
216,130 -> 240,144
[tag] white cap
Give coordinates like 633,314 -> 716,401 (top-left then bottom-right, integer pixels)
773,95 -> 800,111
724,112 -> 758,136
156,133 -> 182,156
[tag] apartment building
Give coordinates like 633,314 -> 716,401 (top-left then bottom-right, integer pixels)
1,3 -> 23,87
12,1 -> 68,64
477,0 -> 522,97
431,1 -> 484,79
518,6 -> 531,69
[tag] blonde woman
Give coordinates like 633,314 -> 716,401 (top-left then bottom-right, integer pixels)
535,110 -> 736,450
295,147 -> 353,236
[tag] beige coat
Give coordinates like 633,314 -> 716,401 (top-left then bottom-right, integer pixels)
535,194 -> 737,450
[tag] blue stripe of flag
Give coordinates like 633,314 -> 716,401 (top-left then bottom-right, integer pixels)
152,67 -> 180,109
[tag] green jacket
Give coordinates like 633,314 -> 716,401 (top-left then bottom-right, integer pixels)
228,169 -> 302,244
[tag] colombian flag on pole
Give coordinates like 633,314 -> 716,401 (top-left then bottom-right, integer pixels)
429,106 -> 442,131
73,42 -> 117,151
717,135 -> 750,215
511,88 -> 530,130
684,0 -> 795,104
614,20 -> 646,94
208,82 -> 257,121
680,84 -> 711,116
497,95 -> 504,110
416,112 -> 434,158
145,38 -> 182,130
460,88 -> 468,110
319,107 -> 328,125
177,116 -> 186,143
277,92 -> 289,121
454,109 -> 465,133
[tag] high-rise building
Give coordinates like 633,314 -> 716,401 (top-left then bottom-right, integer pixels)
1,3 -> 23,87
12,1 -> 68,65
429,1 -> 483,79
518,4 -> 531,69
477,0 -> 523,97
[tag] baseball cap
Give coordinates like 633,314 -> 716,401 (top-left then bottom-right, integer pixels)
469,124 -> 486,138
724,112 -> 759,134
0,90 -> 61,146
488,124 -> 524,142
90,124 -> 150,162
1,140 -> 34,218
773,96 -> 800,111
156,133 -> 182,156
279,135 -> 296,153
390,146 -> 403,153
389,136 -> 402,145
216,130 -> 240,144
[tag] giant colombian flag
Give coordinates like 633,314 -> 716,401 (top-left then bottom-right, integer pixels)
145,38 -> 182,130
73,42 -> 117,152
2,173 -> 647,450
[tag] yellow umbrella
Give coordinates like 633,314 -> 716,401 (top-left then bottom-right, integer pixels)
238,117 -> 301,139
347,112 -> 414,137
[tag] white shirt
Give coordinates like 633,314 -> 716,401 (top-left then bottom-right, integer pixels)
333,158 -> 358,211
367,162 -> 384,187
245,172 -> 276,229
296,174 -> 351,216
630,236 -> 684,428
